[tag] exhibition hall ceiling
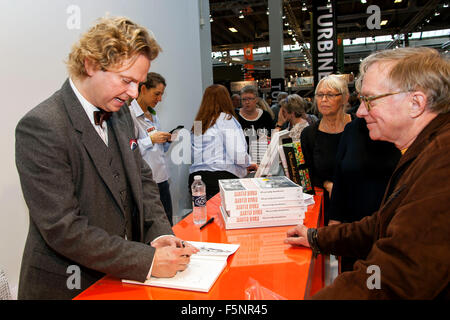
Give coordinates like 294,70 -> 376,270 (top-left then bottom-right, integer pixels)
209,0 -> 449,51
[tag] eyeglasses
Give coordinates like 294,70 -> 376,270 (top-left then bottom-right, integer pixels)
241,97 -> 256,102
358,91 -> 409,111
315,93 -> 342,100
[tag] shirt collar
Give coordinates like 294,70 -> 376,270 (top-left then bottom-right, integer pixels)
69,78 -> 101,126
130,99 -> 145,117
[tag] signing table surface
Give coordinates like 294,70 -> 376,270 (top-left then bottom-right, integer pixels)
74,191 -> 324,300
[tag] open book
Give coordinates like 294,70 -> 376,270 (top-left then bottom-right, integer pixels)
122,241 -> 240,293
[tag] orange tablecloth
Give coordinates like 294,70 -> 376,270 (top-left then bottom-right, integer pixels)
74,190 -> 324,300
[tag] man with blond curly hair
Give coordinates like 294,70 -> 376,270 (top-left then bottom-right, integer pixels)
15,17 -> 197,300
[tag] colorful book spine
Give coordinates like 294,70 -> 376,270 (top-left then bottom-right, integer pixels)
281,142 -> 314,195
282,145 -> 302,186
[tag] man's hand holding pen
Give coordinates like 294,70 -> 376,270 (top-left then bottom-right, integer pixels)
150,236 -> 199,278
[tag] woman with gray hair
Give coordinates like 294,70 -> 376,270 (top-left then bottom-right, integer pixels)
300,75 -> 352,225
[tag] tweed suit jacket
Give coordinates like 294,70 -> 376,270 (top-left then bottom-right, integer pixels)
15,79 -> 173,299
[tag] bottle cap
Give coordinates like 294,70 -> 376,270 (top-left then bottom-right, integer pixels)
194,175 -> 201,180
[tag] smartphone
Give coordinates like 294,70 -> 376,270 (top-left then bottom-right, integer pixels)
169,125 -> 184,134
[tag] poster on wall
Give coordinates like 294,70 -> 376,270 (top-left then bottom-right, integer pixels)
311,0 -> 338,87
230,80 -> 258,93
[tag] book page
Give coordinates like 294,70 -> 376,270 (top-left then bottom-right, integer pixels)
303,192 -> 315,206
254,176 -> 301,189
186,241 -> 240,257
219,179 -> 246,191
122,242 -> 239,292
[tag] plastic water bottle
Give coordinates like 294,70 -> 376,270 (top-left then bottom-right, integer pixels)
191,175 -> 207,225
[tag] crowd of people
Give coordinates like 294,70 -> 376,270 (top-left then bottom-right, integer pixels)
14,15 -> 449,299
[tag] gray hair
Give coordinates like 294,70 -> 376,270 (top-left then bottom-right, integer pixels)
277,92 -> 288,103
315,75 -> 349,100
280,94 -> 307,119
315,75 -> 350,111
357,47 -> 450,114
240,85 -> 258,96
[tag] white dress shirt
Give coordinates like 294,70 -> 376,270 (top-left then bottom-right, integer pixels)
190,112 -> 251,177
69,78 -> 109,145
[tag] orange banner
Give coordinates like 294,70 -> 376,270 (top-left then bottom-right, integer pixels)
244,45 -> 253,61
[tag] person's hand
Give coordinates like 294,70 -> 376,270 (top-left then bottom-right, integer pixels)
284,224 -> 310,248
151,245 -> 198,278
323,180 -> 333,198
247,163 -> 258,173
169,132 -> 178,142
151,235 -> 180,248
151,236 -> 199,254
150,131 -> 171,144
328,220 -> 341,226
277,108 -> 287,125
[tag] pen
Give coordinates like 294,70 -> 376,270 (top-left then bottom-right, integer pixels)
200,217 -> 214,230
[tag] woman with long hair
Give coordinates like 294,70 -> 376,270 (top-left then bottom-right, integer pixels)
189,84 -> 257,200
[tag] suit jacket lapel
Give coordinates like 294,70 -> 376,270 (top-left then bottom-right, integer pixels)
60,79 -> 126,216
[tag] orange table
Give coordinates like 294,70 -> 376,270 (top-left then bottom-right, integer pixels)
74,190 -> 324,300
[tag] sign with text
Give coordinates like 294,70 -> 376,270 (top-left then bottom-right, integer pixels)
270,78 -> 285,100
312,0 -> 338,87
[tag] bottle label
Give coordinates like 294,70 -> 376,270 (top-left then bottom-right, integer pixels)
192,195 -> 206,207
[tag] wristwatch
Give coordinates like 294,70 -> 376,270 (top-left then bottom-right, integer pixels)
307,228 -> 321,257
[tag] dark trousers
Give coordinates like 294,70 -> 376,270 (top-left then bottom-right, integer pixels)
157,180 -> 173,226
188,170 -> 238,201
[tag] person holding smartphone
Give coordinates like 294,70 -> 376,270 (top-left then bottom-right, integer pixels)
129,72 -> 174,225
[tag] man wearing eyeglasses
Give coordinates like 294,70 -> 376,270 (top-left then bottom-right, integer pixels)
285,47 -> 450,299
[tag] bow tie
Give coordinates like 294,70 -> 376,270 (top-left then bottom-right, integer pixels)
93,110 -> 112,127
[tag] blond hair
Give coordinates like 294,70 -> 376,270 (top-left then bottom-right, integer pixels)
357,47 -> 450,114
256,97 -> 275,119
66,16 -> 161,79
